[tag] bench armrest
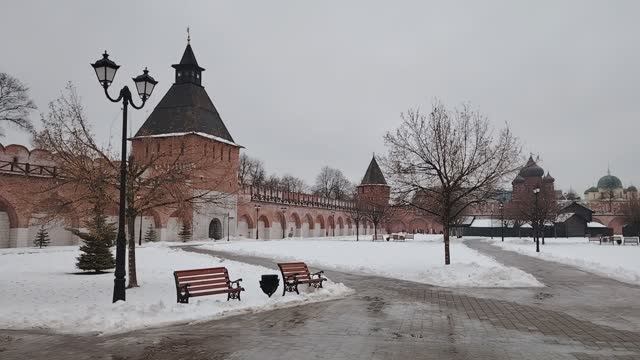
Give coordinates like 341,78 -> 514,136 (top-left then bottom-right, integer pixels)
229,278 -> 243,289
179,283 -> 190,297
311,270 -> 324,279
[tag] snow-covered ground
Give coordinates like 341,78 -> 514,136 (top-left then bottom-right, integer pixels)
488,237 -> 640,285
0,243 -> 351,334
200,235 -> 543,288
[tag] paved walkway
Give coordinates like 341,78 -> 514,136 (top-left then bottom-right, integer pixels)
1,241 -> 640,360
464,240 -> 640,333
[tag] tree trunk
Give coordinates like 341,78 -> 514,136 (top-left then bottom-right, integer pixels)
374,223 -> 378,241
443,226 -> 451,265
139,213 -> 143,246
127,213 -> 139,288
356,221 -> 359,241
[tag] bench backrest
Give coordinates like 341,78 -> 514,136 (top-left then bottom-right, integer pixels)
278,262 -> 311,281
174,267 -> 231,296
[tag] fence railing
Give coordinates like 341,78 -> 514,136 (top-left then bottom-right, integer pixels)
0,160 -> 58,178
243,185 -> 355,211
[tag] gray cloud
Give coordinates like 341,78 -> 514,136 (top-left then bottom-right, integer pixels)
1,0 -> 638,193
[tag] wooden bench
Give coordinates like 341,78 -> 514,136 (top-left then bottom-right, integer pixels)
623,236 -> 640,245
405,234 -> 414,240
588,236 -> 602,245
278,262 -> 326,296
173,267 -> 244,303
611,235 -> 624,245
392,234 -> 405,242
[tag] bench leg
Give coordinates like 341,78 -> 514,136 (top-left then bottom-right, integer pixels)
227,291 -> 242,301
283,279 -> 299,296
309,280 -> 325,289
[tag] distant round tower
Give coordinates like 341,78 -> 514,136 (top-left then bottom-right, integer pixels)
356,155 -> 390,207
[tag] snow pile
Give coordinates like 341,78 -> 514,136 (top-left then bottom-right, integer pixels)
0,243 -> 352,334
489,237 -> 640,285
201,237 -> 543,288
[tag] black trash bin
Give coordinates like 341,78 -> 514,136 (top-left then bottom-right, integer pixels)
259,274 -> 279,297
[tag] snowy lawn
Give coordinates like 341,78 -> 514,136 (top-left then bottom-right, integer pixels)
488,237 -> 640,286
0,243 -> 351,334
200,235 -> 543,288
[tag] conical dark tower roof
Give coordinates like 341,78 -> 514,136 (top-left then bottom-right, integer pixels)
175,44 -> 204,71
360,156 -> 387,185
134,43 -> 237,145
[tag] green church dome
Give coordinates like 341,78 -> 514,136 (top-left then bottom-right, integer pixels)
597,174 -> 622,190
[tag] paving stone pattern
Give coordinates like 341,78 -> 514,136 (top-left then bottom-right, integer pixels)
1,241 -> 639,359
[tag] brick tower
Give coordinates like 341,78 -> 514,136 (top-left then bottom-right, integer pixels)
356,156 -> 390,207
130,40 -> 242,240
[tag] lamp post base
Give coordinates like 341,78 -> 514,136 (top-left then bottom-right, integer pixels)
113,278 -> 126,302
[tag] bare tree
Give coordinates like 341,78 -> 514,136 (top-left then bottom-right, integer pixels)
604,188 -> 615,213
384,101 -> 521,264
263,174 -> 281,189
349,203 -> 367,241
363,202 -> 395,241
513,186 -> 560,246
313,166 -> 354,200
0,73 -> 37,136
279,174 -> 307,193
238,153 -> 266,187
33,83 -> 234,288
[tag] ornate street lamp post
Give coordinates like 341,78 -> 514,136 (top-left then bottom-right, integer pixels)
255,205 -> 261,239
331,211 -> 335,236
227,213 -> 234,242
533,187 -> 541,253
499,202 -> 505,242
91,51 -> 157,303
280,206 -> 288,239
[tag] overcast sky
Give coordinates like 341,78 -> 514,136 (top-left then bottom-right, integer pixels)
1,0 -> 638,193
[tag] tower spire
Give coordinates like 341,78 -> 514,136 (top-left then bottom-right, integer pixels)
187,26 -> 191,44
172,37 -> 205,85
